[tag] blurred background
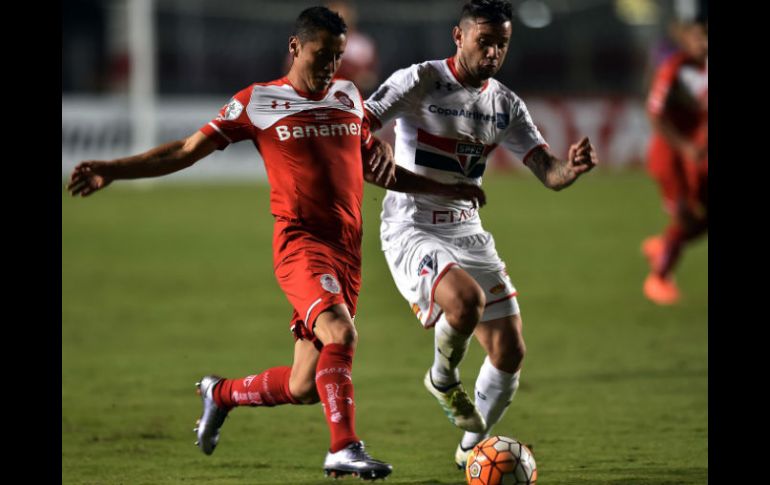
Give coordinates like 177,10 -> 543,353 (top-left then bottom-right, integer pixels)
62,0 -> 705,179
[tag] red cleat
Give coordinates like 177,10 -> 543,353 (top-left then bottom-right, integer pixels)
643,273 -> 681,305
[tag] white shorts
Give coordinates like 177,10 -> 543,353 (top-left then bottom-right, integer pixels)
382,226 -> 519,328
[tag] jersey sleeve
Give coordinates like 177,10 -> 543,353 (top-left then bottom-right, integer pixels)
199,85 -> 256,150
359,111 -> 380,167
364,64 -> 423,130
500,97 -> 548,162
647,56 -> 679,118
361,111 -> 374,150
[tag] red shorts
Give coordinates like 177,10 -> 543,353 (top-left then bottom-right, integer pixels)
647,135 -> 708,215
274,245 -> 361,348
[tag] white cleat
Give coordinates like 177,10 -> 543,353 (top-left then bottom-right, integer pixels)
194,375 -> 229,455
323,441 -> 392,480
455,443 -> 475,470
423,370 -> 486,433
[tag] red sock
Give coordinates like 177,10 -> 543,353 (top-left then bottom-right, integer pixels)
213,366 -> 297,409
316,343 -> 359,452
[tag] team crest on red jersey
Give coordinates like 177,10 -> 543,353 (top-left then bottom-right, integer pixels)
320,274 -> 341,294
223,98 -> 244,120
334,91 -> 355,109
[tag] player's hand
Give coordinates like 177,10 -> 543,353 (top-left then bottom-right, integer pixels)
68,161 -> 113,197
367,138 -> 397,187
567,137 -> 598,176
452,183 -> 487,208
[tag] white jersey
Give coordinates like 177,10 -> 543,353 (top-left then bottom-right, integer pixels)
365,58 -> 547,242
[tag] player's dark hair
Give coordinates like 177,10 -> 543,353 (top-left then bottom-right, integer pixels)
695,0 -> 707,26
694,8 -> 707,26
460,0 -> 513,25
294,6 -> 347,42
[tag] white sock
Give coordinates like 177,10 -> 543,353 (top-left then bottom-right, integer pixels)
460,356 -> 521,450
430,315 -> 473,388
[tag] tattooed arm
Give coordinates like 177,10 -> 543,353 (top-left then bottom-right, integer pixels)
524,137 -> 598,191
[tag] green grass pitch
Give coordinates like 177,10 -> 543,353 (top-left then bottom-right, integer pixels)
62,170 -> 707,484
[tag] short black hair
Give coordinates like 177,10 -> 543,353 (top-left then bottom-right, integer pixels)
460,0 -> 513,25
696,0 -> 707,24
294,6 -> 347,42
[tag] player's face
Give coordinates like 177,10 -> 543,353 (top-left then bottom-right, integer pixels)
290,30 -> 347,93
680,24 -> 708,64
456,19 -> 512,81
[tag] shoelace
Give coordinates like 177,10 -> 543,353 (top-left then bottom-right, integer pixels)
349,442 -> 377,462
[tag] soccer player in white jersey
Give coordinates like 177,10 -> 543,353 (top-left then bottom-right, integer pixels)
365,0 -> 597,469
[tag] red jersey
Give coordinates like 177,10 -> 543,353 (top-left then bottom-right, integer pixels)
200,77 -> 374,264
647,52 -> 708,138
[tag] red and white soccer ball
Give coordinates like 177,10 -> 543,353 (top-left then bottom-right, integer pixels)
465,436 -> 537,485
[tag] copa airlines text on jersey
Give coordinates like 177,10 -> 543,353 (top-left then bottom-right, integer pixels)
275,122 -> 362,141
428,104 -> 496,123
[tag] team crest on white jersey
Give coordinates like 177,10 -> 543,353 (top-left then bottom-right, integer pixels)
456,142 -> 485,173
223,99 -> 244,120
334,91 -> 355,109
417,255 -> 435,276
490,283 -> 506,295
320,274 -> 341,294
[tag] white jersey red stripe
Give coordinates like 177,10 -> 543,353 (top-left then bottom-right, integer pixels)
365,58 -> 547,237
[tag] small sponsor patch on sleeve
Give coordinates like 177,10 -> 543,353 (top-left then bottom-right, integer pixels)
489,283 -> 507,295
320,274 -> 341,294
224,98 -> 244,120
417,254 -> 436,276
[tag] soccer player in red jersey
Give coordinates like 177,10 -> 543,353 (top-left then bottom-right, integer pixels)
643,15 -> 708,305
67,6 -> 485,480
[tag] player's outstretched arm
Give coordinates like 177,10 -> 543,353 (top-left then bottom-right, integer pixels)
362,136 -> 486,207
390,166 -> 487,208
67,131 -> 218,197
363,135 -> 398,187
524,137 -> 597,191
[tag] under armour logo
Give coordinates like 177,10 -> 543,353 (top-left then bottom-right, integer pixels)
271,100 -> 291,109
435,81 -> 454,91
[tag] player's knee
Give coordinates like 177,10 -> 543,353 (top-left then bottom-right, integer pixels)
313,308 -> 359,347
445,286 -> 486,327
509,337 -> 527,368
289,379 -> 320,404
491,336 -> 526,372
336,324 -> 358,347
320,318 -> 358,347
